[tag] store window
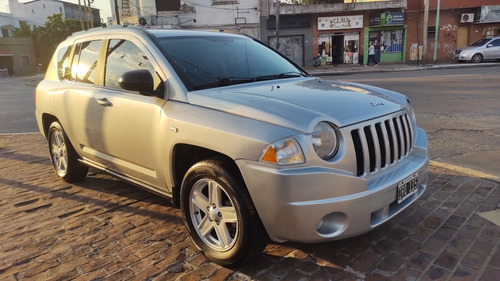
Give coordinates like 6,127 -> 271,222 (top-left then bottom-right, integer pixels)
318,33 -> 359,65
380,30 -> 403,53
369,30 -> 403,54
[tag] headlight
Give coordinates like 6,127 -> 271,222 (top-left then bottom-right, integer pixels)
260,137 -> 305,165
312,122 -> 338,160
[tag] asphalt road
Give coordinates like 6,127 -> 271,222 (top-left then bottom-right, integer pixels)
0,75 -> 40,134
327,66 -> 500,178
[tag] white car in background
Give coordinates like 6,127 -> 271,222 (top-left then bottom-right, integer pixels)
454,36 -> 500,63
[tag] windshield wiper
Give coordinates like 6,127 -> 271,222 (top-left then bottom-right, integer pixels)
255,71 -> 305,81
192,77 -> 256,90
192,72 -> 306,90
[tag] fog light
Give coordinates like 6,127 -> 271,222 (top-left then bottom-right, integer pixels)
316,212 -> 348,236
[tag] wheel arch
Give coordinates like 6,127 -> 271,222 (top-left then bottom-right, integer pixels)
171,144 -> 244,208
41,113 -> 59,139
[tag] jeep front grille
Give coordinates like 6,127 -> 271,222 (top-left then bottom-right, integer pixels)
351,112 -> 414,177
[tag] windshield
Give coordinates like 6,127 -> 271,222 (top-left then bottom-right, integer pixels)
157,35 -> 307,90
470,38 -> 491,46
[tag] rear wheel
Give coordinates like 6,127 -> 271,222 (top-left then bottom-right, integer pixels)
48,122 -> 88,182
471,53 -> 483,63
180,159 -> 267,266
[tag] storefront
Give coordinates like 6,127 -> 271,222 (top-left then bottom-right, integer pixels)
364,11 -> 407,64
317,15 -> 362,65
262,15 -> 313,67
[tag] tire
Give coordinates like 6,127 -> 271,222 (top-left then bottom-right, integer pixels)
48,122 -> 88,182
471,53 -> 483,63
180,159 -> 268,266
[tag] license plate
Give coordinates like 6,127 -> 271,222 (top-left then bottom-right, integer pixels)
397,173 -> 418,204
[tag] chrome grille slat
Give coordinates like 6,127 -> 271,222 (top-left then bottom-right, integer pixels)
351,112 -> 414,177
369,125 -> 381,171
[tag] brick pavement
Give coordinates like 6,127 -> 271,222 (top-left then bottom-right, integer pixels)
0,133 -> 499,281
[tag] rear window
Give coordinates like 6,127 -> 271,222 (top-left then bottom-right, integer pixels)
56,46 -> 71,80
70,40 -> 102,84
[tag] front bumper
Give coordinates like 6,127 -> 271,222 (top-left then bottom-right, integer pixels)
238,128 -> 428,243
453,53 -> 471,61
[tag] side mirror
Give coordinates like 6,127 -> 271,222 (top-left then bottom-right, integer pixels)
486,43 -> 493,48
119,69 -> 154,93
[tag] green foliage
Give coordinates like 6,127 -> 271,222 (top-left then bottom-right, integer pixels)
14,13 -> 101,70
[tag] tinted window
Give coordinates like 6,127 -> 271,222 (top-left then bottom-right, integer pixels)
490,39 -> 500,47
104,39 -> 155,89
158,35 -> 305,90
70,40 -> 101,84
70,43 -> 81,81
56,46 -> 71,80
470,38 -> 491,46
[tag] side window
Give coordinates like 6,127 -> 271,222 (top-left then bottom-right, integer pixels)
56,46 -> 71,80
70,43 -> 81,81
490,39 -> 500,47
70,40 -> 102,84
104,39 -> 156,89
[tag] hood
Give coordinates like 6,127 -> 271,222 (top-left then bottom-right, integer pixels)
459,45 -> 483,52
187,77 -> 407,132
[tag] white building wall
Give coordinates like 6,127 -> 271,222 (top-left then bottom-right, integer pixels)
110,0 -> 260,38
9,0 -> 65,25
157,0 -> 260,37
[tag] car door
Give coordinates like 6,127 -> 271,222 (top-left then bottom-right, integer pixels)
57,39 -> 102,162
93,36 -> 167,190
484,38 -> 500,59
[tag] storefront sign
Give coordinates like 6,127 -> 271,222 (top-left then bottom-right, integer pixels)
370,12 -> 405,26
480,6 -> 500,23
318,15 -> 363,30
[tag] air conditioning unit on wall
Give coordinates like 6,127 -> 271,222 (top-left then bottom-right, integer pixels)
138,16 -> 157,26
460,13 -> 474,23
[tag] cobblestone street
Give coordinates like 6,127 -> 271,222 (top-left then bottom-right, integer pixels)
0,134 -> 499,280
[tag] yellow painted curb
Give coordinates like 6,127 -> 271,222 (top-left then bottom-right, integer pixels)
430,160 -> 500,183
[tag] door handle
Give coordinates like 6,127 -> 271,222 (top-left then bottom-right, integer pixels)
96,98 -> 112,107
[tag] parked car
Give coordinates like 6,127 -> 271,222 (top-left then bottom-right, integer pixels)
454,36 -> 500,63
35,26 -> 428,266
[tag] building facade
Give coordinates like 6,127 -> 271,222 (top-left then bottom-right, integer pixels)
406,0 -> 500,62
8,0 -> 100,26
262,0 -> 409,66
112,0 -> 260,38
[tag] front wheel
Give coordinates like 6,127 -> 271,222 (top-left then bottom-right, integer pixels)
48,122 -> 88,182
180,159 -> 267,266
471,53 -> 483,63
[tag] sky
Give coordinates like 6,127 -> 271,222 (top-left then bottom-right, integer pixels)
0,0 -> 113,20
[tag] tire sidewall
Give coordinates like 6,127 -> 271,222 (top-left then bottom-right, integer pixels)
180,161 -> 252,266
48,122 -> 68,178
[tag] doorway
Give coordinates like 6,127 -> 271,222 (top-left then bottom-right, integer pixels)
457,26 -> 469,48
331,35 -> 344,64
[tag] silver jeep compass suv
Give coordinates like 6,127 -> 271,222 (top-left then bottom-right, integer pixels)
35,26 -> 428,266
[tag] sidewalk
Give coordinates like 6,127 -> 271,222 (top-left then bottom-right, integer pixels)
0,134 -> 499,280
303,61 -> 500,76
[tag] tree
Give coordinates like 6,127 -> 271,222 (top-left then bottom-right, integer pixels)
14,13 -> 101,70
32,14 -> 83,68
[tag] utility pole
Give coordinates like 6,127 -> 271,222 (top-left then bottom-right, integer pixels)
275,0 -> 280,50
114,0 -> 120,25
433,0 -> 441,64
88,0 -> 94,28
78,0 -> 84,30
422,0 -> 429,59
